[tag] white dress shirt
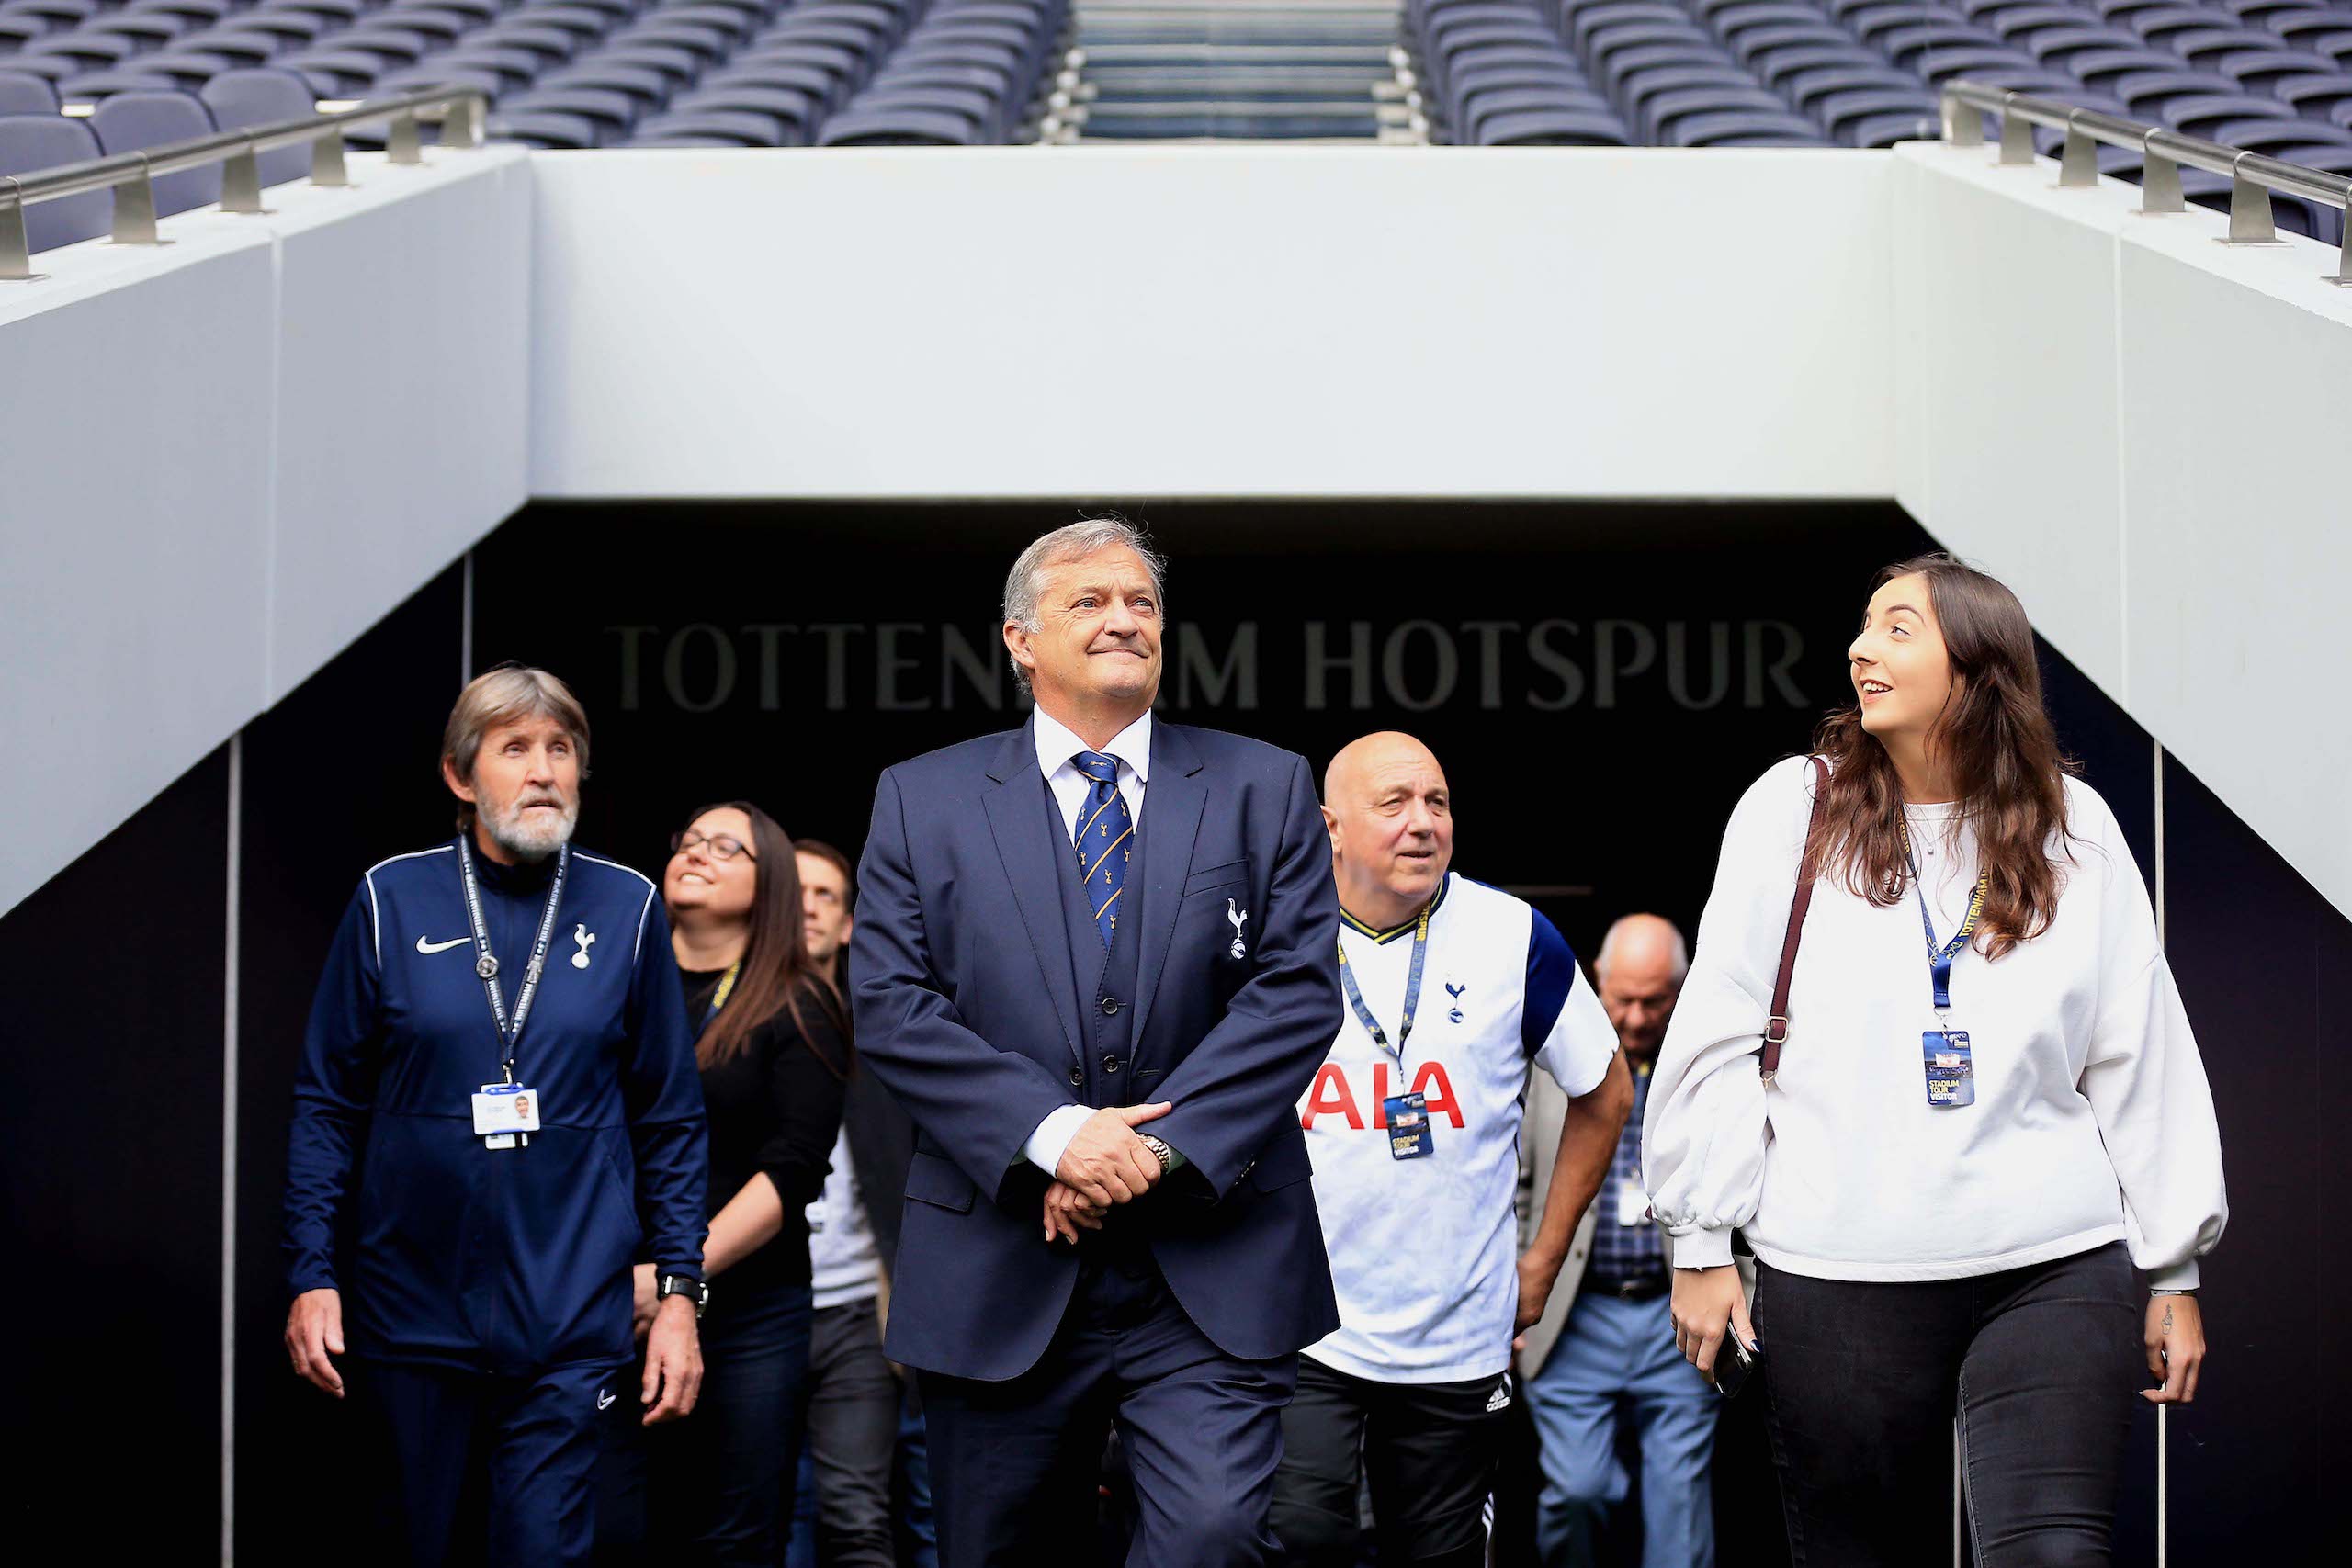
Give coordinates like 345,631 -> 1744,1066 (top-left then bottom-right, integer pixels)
1022,707 -> 1154,1177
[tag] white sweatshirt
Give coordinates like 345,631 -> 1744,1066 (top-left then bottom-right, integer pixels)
1644,756 -> 2226,1286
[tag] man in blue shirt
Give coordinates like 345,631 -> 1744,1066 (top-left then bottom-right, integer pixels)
280,666 -> 709,1566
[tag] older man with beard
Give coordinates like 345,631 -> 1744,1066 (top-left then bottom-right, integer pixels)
281,665 -> 710,1567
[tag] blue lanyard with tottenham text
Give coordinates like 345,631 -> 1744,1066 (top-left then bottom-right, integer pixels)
1336,903 -> 1432,1066
454,834 -> 571,1084
1898,818 -> 1987,1022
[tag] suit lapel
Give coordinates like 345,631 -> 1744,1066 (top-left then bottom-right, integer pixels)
982,722 -> 1082,1065
1130,722 -> 1206,1045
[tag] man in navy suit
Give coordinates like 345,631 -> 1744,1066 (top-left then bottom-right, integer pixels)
850,519 -> 1345,1568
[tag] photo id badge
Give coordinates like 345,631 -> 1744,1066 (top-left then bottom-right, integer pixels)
1384,1091 -> 1434,1160
474,1082 -> 543,1148
1921,1031 -> 1974,1108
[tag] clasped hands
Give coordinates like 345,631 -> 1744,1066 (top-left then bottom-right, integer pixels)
1043,1101 -> 1172,1245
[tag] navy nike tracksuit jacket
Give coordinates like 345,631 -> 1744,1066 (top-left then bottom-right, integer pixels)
283,839 -> 708,1374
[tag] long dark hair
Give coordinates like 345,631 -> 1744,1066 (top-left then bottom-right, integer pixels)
675,800 -> 849,1075
1804,554 -> 2076,961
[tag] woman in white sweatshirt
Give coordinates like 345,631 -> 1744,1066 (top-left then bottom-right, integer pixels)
1645,554 -> 2225,1566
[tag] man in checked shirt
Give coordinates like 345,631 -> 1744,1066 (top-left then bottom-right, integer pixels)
1519,913 -> 1721,1568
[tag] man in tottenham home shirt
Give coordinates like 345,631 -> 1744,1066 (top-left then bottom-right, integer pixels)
1267,732 -> 1632,1568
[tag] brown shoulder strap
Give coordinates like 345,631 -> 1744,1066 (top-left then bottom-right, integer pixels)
1759,757 -> 1829,1084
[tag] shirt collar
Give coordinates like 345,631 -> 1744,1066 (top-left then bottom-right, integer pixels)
1338,873 -> 1451,944
1032,706 -> 1153,785
468,835 -> 559,895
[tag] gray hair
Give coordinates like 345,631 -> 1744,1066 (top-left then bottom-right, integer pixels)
1595,914 -> 1689,985
441,665 -> 591,822
1001,518 -> 1170,695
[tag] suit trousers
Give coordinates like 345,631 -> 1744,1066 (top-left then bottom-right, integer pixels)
920,1245 -> 1297,1568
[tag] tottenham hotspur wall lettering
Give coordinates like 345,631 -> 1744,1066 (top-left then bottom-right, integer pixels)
607,619 -> 1808,716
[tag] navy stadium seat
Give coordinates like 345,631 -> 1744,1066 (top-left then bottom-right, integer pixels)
0,67 -> 54,111
0,109 -> 107,249
818,105 -> 978,144
91,87 -> 221,215
202,67 -> 318,186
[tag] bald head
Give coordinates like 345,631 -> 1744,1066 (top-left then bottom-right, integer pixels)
1324,731 -> 1442,803
1595,913 -> 1687,1058
1321,732 -> 1453,932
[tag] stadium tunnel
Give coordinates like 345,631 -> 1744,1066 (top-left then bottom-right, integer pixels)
3,3 -> 2348,1562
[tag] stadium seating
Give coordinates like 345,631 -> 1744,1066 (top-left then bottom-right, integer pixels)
1403,0 -> 2352,166
0,0 -> 1072,152
0,108 -> 108,247
203,64 -> 319,179
4,1 -> 2346,240
92,84 -> 221,209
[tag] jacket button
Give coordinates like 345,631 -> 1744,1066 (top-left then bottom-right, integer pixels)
1068,1066 -> 1084,1088
1102,1055 -> 1122,1074
1100,996 -> 1121,1016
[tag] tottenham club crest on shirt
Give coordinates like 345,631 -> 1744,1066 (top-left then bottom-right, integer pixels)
1298,874 -> 1620,1384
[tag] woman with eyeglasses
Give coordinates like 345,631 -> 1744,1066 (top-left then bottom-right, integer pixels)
628,800 -> 851,1564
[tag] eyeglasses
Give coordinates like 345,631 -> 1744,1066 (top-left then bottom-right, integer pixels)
672,829 -> 756,862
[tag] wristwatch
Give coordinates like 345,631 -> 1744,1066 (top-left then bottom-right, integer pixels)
657,1273 -> 710,1320
1138,1134 -> 1174,1176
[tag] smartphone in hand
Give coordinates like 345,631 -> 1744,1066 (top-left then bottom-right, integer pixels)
1713,1333 -> 1760,1399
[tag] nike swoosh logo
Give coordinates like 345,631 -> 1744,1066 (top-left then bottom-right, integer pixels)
596,1391 -> 616,1410
415,935 -> 469,955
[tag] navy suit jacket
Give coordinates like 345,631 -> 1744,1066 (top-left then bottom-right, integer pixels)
850,716 -> 1345,1381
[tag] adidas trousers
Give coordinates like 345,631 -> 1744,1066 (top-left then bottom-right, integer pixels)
1267,1356 -> 1511,1568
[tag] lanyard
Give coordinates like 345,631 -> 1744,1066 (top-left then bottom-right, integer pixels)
454,834 -> 571,1083
1336,902 -> 1432,1066
702,962 -> 741,1031
1898,818 -> 1987,1017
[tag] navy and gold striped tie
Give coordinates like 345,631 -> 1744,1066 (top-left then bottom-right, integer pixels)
1071,751 -> 1132,949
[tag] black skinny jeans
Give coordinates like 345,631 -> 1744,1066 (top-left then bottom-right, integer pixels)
1753,1242 -> 2143,1568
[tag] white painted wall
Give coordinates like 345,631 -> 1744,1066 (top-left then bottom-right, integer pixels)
7,140 -> 2346,923
529,147 -> 1898,500
270,150 -> 532,693
1890,140 -> 2352,919
0,225 -> 276,915
0,145 -> 532,916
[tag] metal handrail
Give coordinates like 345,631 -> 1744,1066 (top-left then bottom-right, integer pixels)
1,86 -> 488,283
1940,79 -> 2352,285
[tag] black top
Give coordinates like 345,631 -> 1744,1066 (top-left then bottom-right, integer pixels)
679,964 -> 850,1296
